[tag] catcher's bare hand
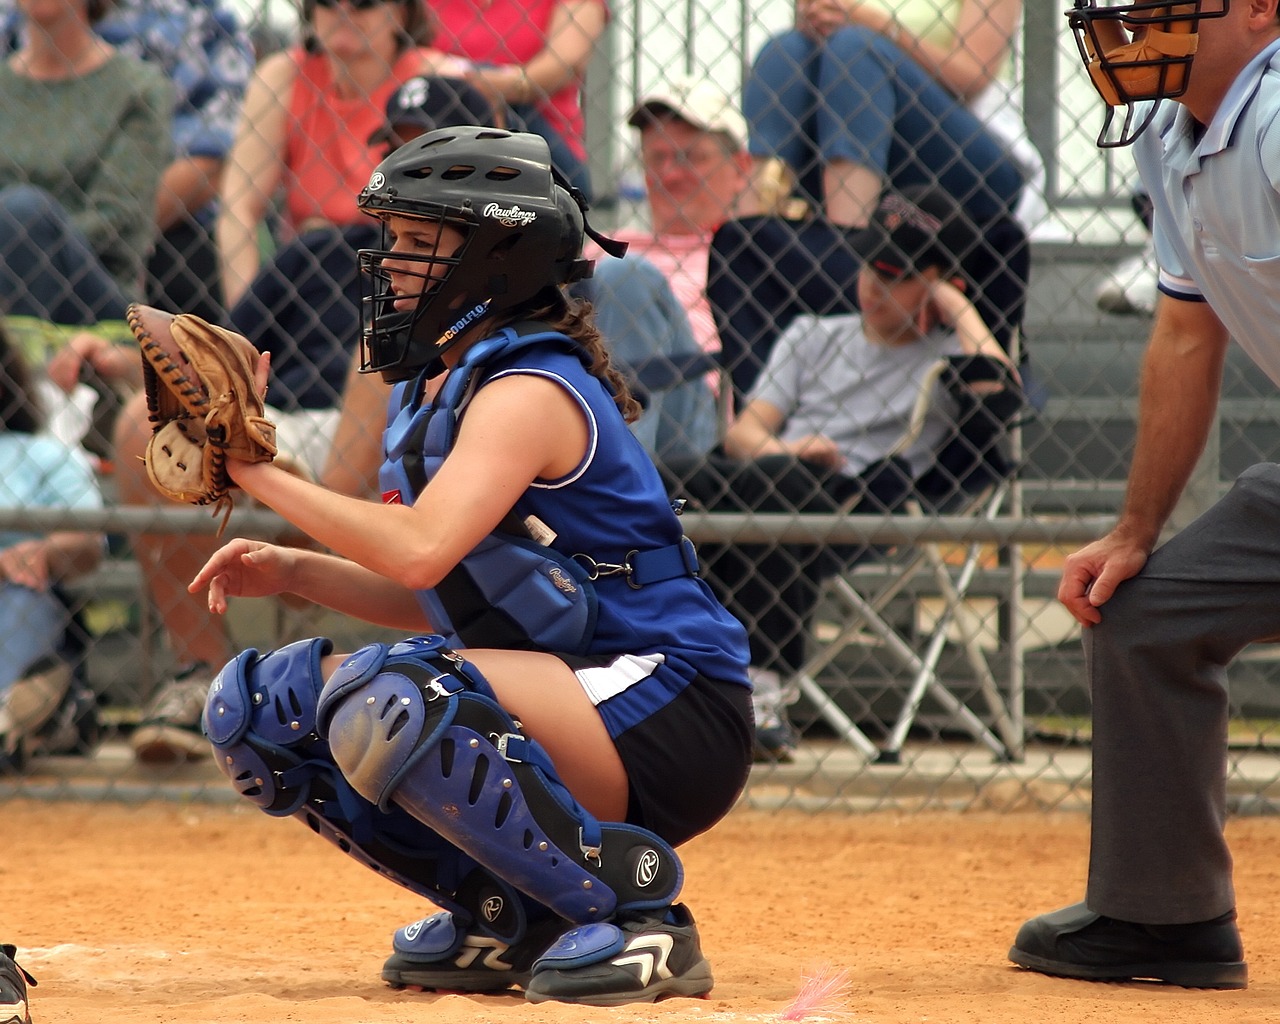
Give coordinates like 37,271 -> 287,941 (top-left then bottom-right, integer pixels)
190,538 -> 299,614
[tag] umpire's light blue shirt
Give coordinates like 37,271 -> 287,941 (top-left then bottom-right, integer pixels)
1137,38 -> 1280,384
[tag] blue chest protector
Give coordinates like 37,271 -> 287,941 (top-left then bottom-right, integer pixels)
379,324 -> 697,655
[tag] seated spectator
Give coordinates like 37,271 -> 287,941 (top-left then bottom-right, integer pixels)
0,0 -> 170,325
740,0 -> 1041,229
712,0 -> 1034,405
217,0 -> 469,311
0,320 -> 104,771
6,0 -> 250,454
665,187 -> 1019,761
581,77 -> 751,462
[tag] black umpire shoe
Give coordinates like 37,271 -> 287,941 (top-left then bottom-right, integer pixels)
1009,902 -> 1248,990
0,943 -> 35,1024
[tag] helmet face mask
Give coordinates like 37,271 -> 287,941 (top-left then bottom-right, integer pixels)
357,207 -> 480,380
1067,0 -> 1230,146
355,127 -> 595,381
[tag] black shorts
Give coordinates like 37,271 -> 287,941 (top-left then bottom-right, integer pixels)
607,673 -> 753,847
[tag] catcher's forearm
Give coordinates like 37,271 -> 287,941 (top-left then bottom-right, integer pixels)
230,460 -> 458,593
286,548 -> 433,632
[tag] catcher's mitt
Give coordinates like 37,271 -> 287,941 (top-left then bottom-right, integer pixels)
126,304 -> 277,529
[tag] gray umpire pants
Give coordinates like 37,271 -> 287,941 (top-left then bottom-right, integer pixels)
1085,462 -> 1280,925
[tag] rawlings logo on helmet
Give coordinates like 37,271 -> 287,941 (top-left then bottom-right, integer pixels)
483,202 -> 538,228
368,171 -> 386,191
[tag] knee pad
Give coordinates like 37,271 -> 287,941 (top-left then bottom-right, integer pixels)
317,636 -> 683,926
203,637 -> 529,943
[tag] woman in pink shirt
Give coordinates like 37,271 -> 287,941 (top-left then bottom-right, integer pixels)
433,0 -> 606,198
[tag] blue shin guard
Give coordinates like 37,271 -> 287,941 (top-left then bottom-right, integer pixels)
316,636 -> 682,926
202,637 -> 530,944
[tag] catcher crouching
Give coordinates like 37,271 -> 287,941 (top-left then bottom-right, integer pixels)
181,127 -> 755,1008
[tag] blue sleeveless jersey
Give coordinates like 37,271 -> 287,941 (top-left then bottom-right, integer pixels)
380,328 -> 751,736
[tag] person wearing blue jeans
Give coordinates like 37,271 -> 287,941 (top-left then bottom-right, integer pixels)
710,15 -> 1030,409
0,186 -> 134,325
0,324 -> 104,768
744,26 -> 1023,227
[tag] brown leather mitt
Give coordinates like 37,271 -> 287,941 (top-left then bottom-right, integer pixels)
126,303 -> 277,525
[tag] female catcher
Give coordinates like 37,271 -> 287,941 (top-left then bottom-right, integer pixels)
187,126 -> 753,1007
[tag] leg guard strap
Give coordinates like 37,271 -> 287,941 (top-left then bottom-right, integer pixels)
203,637 -> 529,944
317,636 -> 682,926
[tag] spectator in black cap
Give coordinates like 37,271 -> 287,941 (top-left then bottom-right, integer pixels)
663,184 -> 1020,763
369,74 -> 500,156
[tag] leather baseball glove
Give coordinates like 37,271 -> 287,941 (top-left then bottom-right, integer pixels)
126,303 -> 277,529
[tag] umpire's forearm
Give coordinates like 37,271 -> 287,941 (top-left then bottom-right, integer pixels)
1115,299 -> 1229,550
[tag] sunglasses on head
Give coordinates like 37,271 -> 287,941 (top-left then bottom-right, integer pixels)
312,0 -> 401,11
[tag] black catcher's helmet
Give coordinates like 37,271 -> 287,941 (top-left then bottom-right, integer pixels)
1067,0 -> 1229,147
356,126 -> 624,381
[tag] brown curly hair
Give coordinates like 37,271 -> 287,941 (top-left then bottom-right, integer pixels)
497,289 -> 642,424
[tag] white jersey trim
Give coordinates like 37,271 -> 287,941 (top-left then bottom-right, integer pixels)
574,653 -> 666,706
487,367 -> 598,488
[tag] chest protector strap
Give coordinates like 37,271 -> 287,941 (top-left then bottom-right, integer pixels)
379,324 -> 697,654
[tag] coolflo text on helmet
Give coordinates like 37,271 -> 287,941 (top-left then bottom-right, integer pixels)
1067,0 -> 1230,146
355,126 -> 604,381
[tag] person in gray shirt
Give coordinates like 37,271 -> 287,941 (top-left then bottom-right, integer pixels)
664,185 -> 1018,761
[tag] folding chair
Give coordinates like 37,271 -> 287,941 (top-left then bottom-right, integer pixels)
791,353 -> 1026,763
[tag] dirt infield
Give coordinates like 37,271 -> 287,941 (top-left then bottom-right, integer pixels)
6,799 -> 1280,1023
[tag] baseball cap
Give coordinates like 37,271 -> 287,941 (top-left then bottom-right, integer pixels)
368,76 -> 496,146
852,186 -> 981,280
626,76 -> 748,151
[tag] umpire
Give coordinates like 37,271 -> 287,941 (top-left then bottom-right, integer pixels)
1010,0 -> 1280,991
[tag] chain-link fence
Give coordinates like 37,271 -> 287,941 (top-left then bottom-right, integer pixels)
2,0 -> 1280,813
